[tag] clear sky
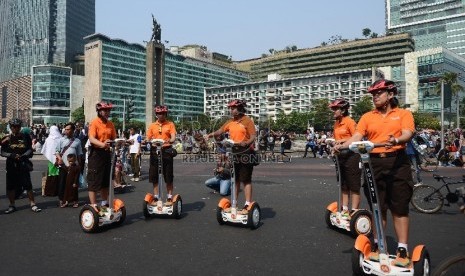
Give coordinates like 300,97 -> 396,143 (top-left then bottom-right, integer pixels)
96,0 -> 386,61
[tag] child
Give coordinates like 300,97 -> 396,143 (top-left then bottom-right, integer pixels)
62,154 -> 81,208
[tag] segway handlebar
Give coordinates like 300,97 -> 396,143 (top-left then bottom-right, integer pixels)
220,138 -> 236,149
326,138 -> 336,147
151,138 -> 165,147
348,141 -> 388,154
106,138 -> 126,147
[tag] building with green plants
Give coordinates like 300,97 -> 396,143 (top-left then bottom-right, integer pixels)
238,33 -> 414,81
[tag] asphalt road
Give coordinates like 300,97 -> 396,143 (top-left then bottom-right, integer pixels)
0,154 -> 464,275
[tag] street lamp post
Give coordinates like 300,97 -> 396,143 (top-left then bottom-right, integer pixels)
16,87 -> 19,118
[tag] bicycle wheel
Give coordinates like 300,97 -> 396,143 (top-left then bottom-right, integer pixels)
433,254 -> 465,276
411,184 -> 444,213
418,153 -> 438,172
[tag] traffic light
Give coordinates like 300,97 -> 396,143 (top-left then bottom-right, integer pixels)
126,99 -> 135,122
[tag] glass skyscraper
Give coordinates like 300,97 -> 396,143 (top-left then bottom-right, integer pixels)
386,0 -> 465,56
0,0 -> 95,83
31,65 -> 72,125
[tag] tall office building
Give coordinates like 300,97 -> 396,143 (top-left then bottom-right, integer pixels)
386,0 -> 465,56
0,0 -> 95,83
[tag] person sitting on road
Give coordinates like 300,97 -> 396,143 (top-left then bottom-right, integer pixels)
335,79 -> 415,268
205,135 -> 231,196
1,118 -> 41,214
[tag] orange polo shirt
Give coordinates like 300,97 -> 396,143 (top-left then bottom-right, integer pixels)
221,115 -> 256,144
333,116 -> 356,141
146,120 -> 176,147
88,117 -> 117,143
356,107 -> 415,153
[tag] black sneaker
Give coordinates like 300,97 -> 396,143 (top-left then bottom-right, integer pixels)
166,197 -> 173,205
240,204 -> 249,214
5,205 -> 16,214
392,247 -> 410,267
368,243 -> 379,262
150,197 -> 159,205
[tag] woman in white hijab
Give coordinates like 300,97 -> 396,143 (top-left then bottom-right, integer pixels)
41,125 -> 62,197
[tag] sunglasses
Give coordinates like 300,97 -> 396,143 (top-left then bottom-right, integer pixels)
371,90 -> 388,97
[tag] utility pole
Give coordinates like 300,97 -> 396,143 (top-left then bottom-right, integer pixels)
441,80 -> 445,150
457,91 -> 460,130
122,98 -> 126,137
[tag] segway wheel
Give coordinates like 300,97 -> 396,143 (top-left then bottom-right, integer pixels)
216,207 -> 225,225
413,247 -> 430,276
113,206 -> 126,227
349,210 -> 372,238
79,205 -> 99,233
351,247 -> 367,276
173,195 -> 182,219
325,209 -> 336,230
143,201 -> 151,218
247,202 -> 261,229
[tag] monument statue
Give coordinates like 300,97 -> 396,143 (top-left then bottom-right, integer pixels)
150,14 -> 161,43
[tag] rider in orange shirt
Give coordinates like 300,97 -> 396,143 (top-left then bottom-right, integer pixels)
205,99 -> 257,213
146,105 -> 177,204
335,79 -> 415,267
329,98 -> 361,219
87,101 -> 117,212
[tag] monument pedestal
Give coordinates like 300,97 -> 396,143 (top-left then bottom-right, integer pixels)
146,41 -> 165,127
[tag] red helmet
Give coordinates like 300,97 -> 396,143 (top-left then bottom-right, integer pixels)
367,79 -> 398,95
96,101 -> 113,111
154,105 -> 168,113
328,98 -> 350,109
227,99 -> 247,108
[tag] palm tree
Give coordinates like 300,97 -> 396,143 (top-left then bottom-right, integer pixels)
436,72 -> 465,128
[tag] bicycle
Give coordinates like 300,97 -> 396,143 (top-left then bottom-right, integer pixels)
432,254 -> 465,276
411,174 -> 465,213
412,134 -> 438,172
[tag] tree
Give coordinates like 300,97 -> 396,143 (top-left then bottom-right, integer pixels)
125,120 -> 145,134
71,106 -> 85,123
352,95 -> 373,121
268,48 -> 275,55
370,32 -> 378,38
362,28 -> 372,38
412,112 -> 440,130
310,98 -> 333,131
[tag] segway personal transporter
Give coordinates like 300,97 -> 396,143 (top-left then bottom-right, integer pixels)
143,139 -> 182,219
350,141 -> 430,276
216,139 -> 261,229
324,138 -> 372,237
79,139 -> 127,233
